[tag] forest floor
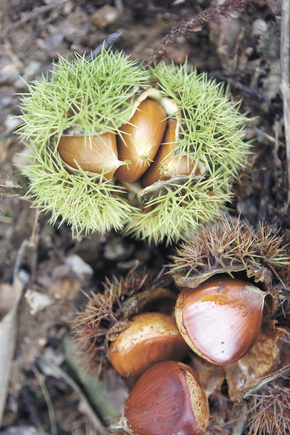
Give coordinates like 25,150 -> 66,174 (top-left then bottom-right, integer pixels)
0,0 -> 289,434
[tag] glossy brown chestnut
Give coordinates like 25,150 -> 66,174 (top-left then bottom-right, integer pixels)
123,360 -> 209,435
142,118 -> 196,188
115,98 -> 167,182
175,277 -> 266,365
58,131 -> 121,179
109,312 -> 189,379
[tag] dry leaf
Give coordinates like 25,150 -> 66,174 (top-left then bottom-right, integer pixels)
0,277 -> 23,426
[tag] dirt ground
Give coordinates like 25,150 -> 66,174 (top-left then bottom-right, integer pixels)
0,0 -> 289,434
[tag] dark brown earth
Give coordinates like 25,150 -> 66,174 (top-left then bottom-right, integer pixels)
0,0 -> 289,434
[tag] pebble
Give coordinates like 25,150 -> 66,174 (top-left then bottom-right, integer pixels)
92,5 -> 120,29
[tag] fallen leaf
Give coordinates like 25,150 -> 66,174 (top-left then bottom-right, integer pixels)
0,277 -> 23,426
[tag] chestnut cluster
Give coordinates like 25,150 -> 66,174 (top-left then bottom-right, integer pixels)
58,91 -> 197,187
18,49 -> 250,243
74,218 -> 290,435
109,275 -> 267,435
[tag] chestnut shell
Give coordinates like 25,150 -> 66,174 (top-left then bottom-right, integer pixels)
109,312 -> 189,379
123,360 -> 209,435
175,277 -> 265,365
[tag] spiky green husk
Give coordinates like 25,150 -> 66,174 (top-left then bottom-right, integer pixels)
151,62 -> 249,183
27,143 -> 137,235
18,49 -> 150,143
18,53 -> 250,242
124,176 -> 232,245
123,62 -> 250,243
19,49 -> 149,235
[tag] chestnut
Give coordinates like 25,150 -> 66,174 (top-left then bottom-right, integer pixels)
58,131 -> 121,179
142,118 -> 196,188
175,276 -> 265,365
109,312 -> 189,379
123,360 -> 209,435
115,98 -> 167,182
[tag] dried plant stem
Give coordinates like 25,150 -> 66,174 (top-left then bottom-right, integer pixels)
0,0 -> 68,41
150,0 -> 252,63
85,32 -> 124,61
281,0 -> 290,189
40,357 -> 107,435
13,238 -> 29,282
33,366 -> 58,435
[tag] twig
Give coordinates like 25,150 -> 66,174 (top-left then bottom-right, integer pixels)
281,0 -> 290,189
29,210 -> 41,283
33,366 -> 58,435
0,0 -> 68,40
22,387 -> 47,435
85,32 -> 124,61
214,76 -> 268,102
150,0 -> 253,63
251,124 -> 285,147
233,26 -> 245,70
0,199 -> 4,217
39,357 -> 107,435
29,209 -> 41,247
13,238 -> 29,282
40,235 -> 69,266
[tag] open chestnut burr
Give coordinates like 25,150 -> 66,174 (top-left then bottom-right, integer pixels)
170,216 -> 290,434
19,50 -> 250,243
73,268 -> 185,380
73,216 -> 290,435
58,89 -> 170,182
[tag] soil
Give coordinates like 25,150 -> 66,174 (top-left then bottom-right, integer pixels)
0,0 -> 289,434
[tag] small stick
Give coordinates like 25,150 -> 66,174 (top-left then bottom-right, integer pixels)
29,210 -> 41,283
13,238 -> 29,282
39,357 -> 107,435
33,366 -> 58,435
40,235 -> 69,266
21,387 -> 47,435
85,32 -> 124,61
281,0 -> 290,189
222,77 -> 268,102
0,0 -> 68,40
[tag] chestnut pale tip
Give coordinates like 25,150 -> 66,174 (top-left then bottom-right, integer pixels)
175,277 -> 266,365
123,360 -> 209,435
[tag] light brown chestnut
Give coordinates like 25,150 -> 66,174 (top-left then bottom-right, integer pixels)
142,118 -> 196,188
115,98 -> 167,182
58,132 -> 121,179
175,277 -> 266,365
109,312 -> 189,379
123,360 -> 209,435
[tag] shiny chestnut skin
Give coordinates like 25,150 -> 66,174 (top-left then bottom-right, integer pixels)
123,360 -> 209,435
58,131 -> 120,179
175,277 -> 266,365
142,118 -> 196,188
115,98 -> 167,182
109,312 -> 189,379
